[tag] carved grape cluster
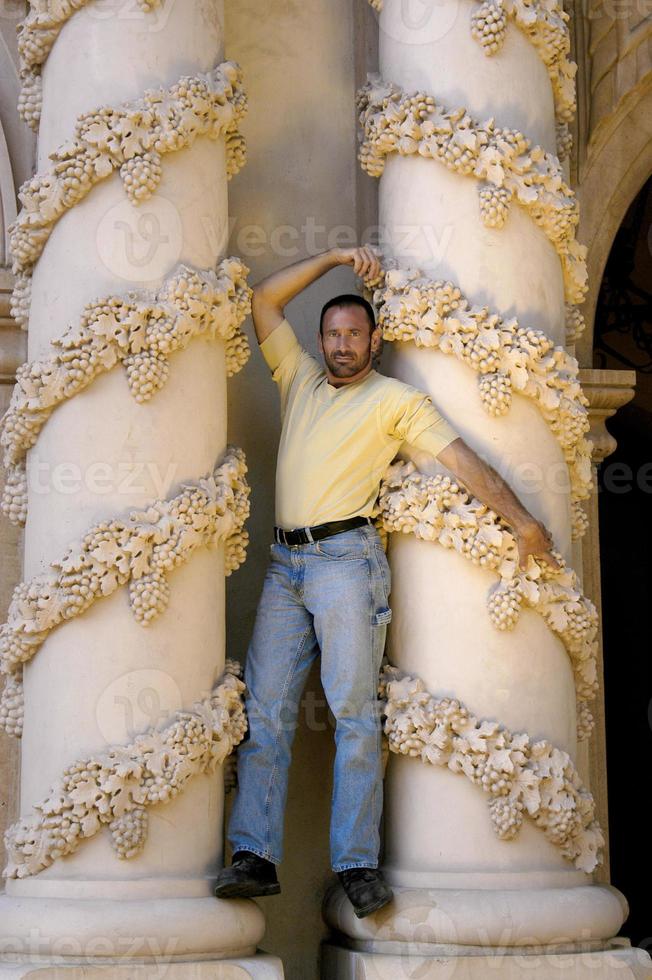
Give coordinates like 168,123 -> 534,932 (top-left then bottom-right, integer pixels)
120,152 -> 163,204
375,460 -> 599,739
488,582 -> 522,630
0,259 -> 252,528
110,807 -> 149,860
357,76 -> 586,304
0,448 -> 250,738
379,665 -> 604,872
9,63 -> 247,283
17,1 -> 165,129
367,0 -> 575,124
0,674 -> 24,739
565,304 -> 586,343
3,667 -> 246,879
372,265 -> 593,532
479,183 -> 512,229
471,1 -> 508,55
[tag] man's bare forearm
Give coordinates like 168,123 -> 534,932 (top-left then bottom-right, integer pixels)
250,246 -> 381,344
438,438 -> 531,529
437,437 -> 560,569
251,251 -> 338,344
254,251 -> 338,310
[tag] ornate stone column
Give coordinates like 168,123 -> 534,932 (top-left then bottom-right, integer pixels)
0,2 -> 282,976
323,1 -> 648,975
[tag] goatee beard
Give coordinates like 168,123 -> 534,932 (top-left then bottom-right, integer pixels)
326,349 -> 371,377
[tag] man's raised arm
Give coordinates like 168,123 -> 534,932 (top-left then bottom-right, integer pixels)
250,246 -> 381,344
436,437 -> 562,572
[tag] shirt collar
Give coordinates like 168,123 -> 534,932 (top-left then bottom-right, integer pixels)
324,368 -> 378,394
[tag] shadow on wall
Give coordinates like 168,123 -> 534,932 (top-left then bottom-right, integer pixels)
599,400 -> 652,953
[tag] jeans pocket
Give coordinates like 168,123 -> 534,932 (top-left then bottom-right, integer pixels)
315,530 -> 368,561
372,607 -> 392,626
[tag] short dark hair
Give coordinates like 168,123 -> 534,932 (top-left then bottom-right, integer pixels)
319,294 -> 376,335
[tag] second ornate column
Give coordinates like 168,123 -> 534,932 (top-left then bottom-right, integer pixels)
323,1 -> 646,975
0,1 -> 282,975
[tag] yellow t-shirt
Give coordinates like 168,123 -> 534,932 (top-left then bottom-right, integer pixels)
260,318 -> 459,530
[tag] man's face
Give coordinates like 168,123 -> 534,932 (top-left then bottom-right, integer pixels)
318,304 -> 381,385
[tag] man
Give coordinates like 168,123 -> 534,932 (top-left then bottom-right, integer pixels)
215,245 -> 559,918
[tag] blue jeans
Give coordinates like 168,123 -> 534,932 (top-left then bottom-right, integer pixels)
227,523 -> 392,871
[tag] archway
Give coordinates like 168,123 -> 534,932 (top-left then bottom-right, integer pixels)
594,174 -> 652,949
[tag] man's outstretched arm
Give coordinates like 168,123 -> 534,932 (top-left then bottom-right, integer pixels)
250,246 -> 381,344
436,437 -> 561,572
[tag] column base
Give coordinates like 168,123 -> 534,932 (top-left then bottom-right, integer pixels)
321,940 -> 652,979
322,881 -> 628,946
0,954 -> 284,979
0,893 -> 272,963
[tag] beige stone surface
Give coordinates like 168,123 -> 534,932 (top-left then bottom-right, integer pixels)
0,957 -> 283,979
322,942 -> 652,979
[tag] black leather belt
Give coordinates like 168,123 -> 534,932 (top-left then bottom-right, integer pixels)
273,515 -> 372,546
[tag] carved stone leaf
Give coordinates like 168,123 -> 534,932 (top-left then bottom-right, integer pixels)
126,310 -> 150,353
572,825 -> 603,873
453,127 -> 477,150
511,766 -> 541,814
90,538 -> 125,568
32,588 -> 67,630
37,177 -> 66,223
96,343 -> 118,370
99,570 -> 120,597
36,785 -> 68,816
83,120 -> 113,148
544,601 -> 569,633
488,748 -> 515,773
476,524 -> 503,548
69,778 -> 105,809
107,788 -> 134,819
519,576 -> 541,604
124,536 -> 153,579
141,736 -> 178,776
511,175 -> 539,204
104,751 -> 143,782
455,719 -> 500,752
93,155 -> 115,179
81,812 -> 101,837
422,742 -> 448,766
447,751 -> 476,780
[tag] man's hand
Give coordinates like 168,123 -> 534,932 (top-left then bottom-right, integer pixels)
437,437 -> 562,573
330,246 -> 382,286
513,518 -> 561,572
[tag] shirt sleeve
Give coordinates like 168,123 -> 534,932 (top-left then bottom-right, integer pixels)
258,317 -> 316,414
390,388 -> 459,457
259,318 -> 302,375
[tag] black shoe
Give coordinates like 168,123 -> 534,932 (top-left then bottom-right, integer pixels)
214,850 -> 281,898
337,867 -> 393,918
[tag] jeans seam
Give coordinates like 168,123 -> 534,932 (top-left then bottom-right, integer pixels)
230,843 -> 280,865
261,621 -> 314,855
333,861 -> 379,872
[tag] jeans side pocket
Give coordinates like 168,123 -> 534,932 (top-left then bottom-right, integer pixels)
372,607 -> 392,626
